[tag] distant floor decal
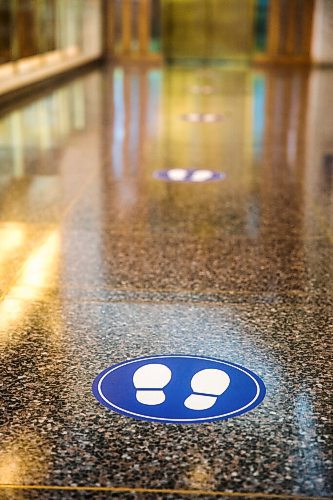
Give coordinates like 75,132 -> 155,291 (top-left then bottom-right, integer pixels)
153,169 -> 225,183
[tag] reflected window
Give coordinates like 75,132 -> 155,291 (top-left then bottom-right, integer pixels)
254,0 -> 269,52
0,1 -> 14,63
37,0 -> 56,54
17,0 -> 38,58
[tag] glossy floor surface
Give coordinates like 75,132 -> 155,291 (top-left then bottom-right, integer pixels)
0,64 -> 332,499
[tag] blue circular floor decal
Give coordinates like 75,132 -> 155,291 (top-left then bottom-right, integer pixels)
92,355 -> 266,424
190,85 -> 215,95
180,112 -> 224,122
154,169 -> 225,183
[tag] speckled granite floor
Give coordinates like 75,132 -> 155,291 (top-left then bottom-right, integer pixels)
0,64 -> 332,499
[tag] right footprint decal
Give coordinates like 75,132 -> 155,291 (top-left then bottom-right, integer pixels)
184,369 -> 230,410
133,364 -> 172,406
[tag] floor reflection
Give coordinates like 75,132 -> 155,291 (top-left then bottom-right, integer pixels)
0,65 -> 332,300
0,62 -> 332,496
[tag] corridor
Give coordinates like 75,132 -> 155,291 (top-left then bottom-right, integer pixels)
0,63 -> 332,498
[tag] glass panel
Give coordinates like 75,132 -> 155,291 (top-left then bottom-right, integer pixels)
0,0 -> 14,63
0,0 -> 103,63
80,0 -> 102,57
113,0 -> 124,55
56,0 -> 81,52
111,0 -> 161,57
131,0 -> 139,53
150,0 -> 161,53
37,0 -> 56,54
17,0 -> 38,58
0,0 -> 103,91
254,0 -> 269,52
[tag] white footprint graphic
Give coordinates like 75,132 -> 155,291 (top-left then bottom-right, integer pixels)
191,169 -> 213,182
203,113 -> 218,123
185,113 -> 201,122
184,369 -> 230,410
133,364 -> 172,405
167,169 -> 188,182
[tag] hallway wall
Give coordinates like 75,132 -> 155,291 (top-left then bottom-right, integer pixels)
162,0 -> 255,62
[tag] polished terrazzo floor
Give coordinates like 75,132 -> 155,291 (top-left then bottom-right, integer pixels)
0,64 -> 332,499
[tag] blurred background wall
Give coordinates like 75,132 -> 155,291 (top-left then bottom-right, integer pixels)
0,0 -> 332,97
162,0 -> 256,62
106,0 -> 333,64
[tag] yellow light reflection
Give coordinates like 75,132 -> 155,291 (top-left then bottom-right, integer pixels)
0,298 -> 22,327
15,231 -> 59,298
0,452 -> 21,484
0,434 -> 48,485
0,231 -> 59,332
0,223 -> 25,267
186,453 -> 215,490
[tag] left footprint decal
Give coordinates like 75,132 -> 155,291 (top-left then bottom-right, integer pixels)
133,364 -> 172,405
